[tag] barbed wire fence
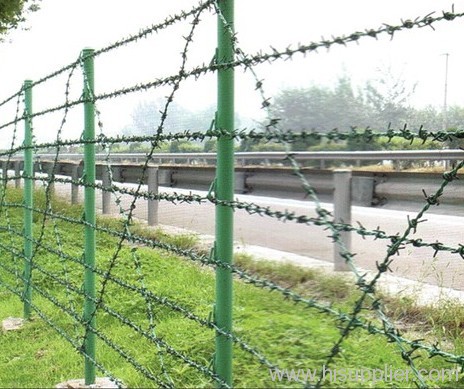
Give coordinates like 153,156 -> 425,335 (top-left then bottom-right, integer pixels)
0,1 -> 464,387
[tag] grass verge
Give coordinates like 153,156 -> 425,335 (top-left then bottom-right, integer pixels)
0,188 -> 463,388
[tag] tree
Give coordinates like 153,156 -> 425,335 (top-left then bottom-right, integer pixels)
203,139 -> 216,152
408,105 -> 442,131
407,105 -> 464,148
444,106 -> 464,132
131,100 -> 192,135
169,140 -> 202,153
270,76 -> 370,133
126,100 -> 222,152
128,99 -> 217,136
332,75 -> 370,129
0,0 -> 40,38
441,106 -> 464,149
267,76 -> 369,150
364,66 -> 416,129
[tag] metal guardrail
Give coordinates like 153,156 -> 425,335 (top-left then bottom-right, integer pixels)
2,157 -> 464,208
29,149 -> 464,164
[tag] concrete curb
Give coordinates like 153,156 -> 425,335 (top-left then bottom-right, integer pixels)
158,223 -> 464,307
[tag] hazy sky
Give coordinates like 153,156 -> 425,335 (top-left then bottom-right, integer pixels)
0,0 -> 463,140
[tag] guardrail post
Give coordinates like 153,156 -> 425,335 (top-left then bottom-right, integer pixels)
333,169 -> 351,271
158,168 -> 172,186
234,171 -> 246,194
215,0 -> 234,386
71,163 -> 80,205
102,165 -> 111,215
147,165 -> 159,226
351,176 -> 374,207
14,161 -> 21,188
23,80 -> 34,319
32,161 -> 37,189
113,166 -> 121,183
47,162 -> 55,197
2,161 -> 8,185
82,47 -> 96,386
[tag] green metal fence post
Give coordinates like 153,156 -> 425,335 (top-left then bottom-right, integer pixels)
215,0 -> 234,386
23,80 -> 33,320
82,48 -> 96,386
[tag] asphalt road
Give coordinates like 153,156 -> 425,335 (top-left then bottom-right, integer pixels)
55,180 -> 464,291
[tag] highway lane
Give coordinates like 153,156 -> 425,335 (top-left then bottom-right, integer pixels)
54,181 -> 464,291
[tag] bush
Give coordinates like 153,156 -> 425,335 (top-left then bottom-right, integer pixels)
250,142 -> 287,152
203,139 -> 217,152
169,141 -> 203,153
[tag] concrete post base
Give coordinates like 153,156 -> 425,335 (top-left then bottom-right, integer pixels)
56,377 -> 122,388
2,317 -> 24,331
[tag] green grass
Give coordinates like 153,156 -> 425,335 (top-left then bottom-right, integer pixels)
0,188 -> 464,388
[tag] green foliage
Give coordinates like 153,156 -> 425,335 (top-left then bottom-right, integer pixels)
289,137 -> 320,151
125,100 -> 215,137
249,142 -> 286,152
346,134 -> 383,152
305,141 -> 348,168
130,226 -> 199,251
0,0 -> 40,37
110,142 -> 170,154
269,75 -> 370,134
364,66 -> 416,128
169,140 -> 202,153
376,138 -> 441,170
446,127 -> 464,149
445,106 -> 464,132
234,253 -> 354,300
308,141 -> 346,152
378,137 -> 440,151
203,139 -> 216,152
267,70 -> 464,141
237,138 -> 253,152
